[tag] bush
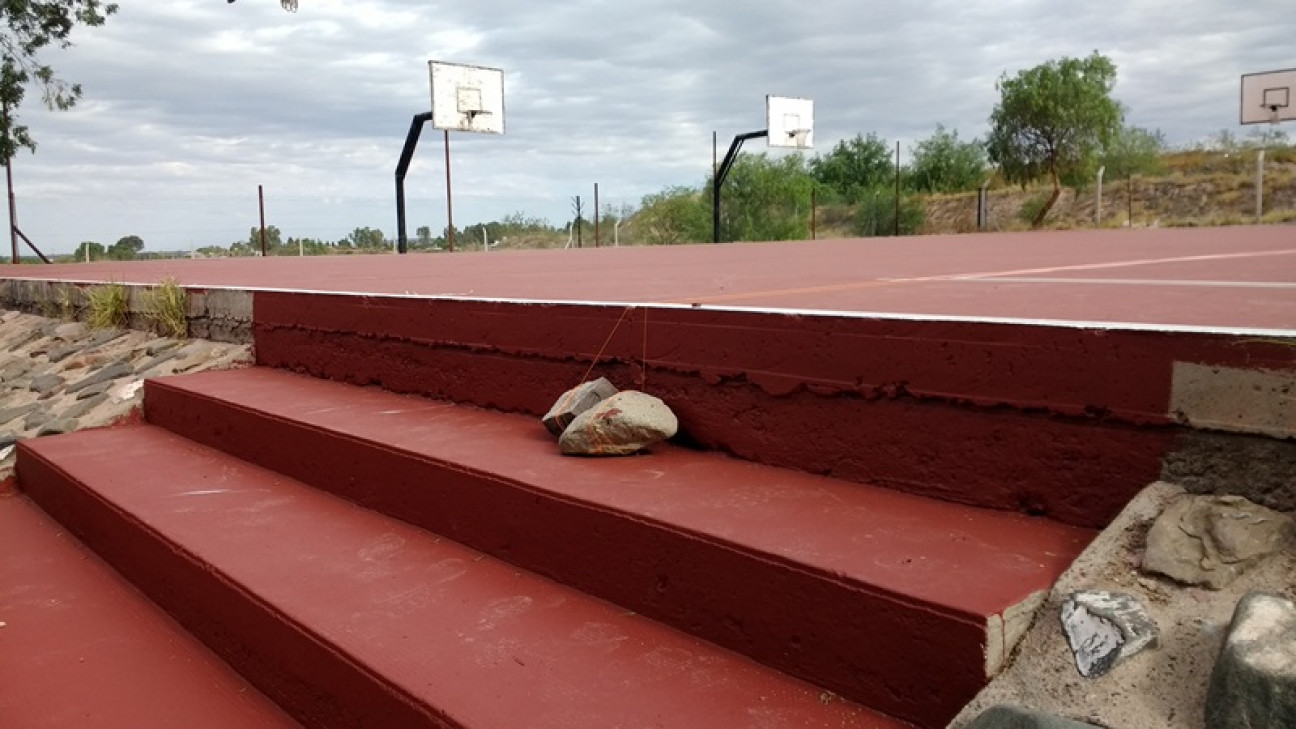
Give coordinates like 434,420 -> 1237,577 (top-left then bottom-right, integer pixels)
855,187 -> 925,236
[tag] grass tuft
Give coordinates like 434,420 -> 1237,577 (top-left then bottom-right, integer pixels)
143,278 -> 188,338
86,283 -> 130,330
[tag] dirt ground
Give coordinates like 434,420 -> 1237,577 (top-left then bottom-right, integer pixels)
949,481 -> 1296,728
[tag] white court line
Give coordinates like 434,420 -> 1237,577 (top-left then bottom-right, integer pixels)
942,247 -> 1296,282
954,277 -> 1296,290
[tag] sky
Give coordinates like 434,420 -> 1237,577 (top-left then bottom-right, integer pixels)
4,0 -> 1293,255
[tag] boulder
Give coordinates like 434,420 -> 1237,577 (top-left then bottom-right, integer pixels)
1143,494 -> 1295,589
1059,591 -> 1158,678
28,374 -> 65,396
965,706 -> 1099,728
1206,592 -> 1296,727
558,390 -> 678,456
64,361 -> 134,395
542,377 -> 618,437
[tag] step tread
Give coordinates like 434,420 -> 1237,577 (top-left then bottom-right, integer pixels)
0,494 -> 301,729
19,426 -> 909,729
156,367 -> 1093,619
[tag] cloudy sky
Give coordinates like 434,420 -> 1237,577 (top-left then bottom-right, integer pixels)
6,0 -> 1293,254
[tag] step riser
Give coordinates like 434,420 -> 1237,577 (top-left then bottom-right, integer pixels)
253,293 -> 1292,528
16,448 -> 448,729
147,380 -> 986,727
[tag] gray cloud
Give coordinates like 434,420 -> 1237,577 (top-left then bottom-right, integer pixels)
6,0 -> 1293,253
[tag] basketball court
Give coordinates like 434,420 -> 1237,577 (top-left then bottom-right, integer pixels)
2,225 -> 1293,333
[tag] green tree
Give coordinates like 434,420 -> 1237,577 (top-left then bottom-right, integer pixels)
809,133 -> 892,199
854,187 -> 925,237
107,234 -> 143,260
0,2 -> 117,159
1100,125 -> 1166,179
246,225 -> 283,254
348,227 -> 385,249
909,125 -> 988,193
713,152 -> 815,242
74,240 -> 104,261
986,52 -> 1123,226
415,225 -> 433,249
636,186 -> 708,245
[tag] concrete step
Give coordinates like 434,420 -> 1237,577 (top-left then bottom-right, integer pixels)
0,493 -> 302,729
17,425 -> 910,729
142,367 -> 1096,727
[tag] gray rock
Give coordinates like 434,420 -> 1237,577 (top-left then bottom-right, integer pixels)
1060,591 -> 1158,678
23,406 -> 52,431
0,434 -> 19,449
45,342 -> 83,363
1206,592 -> 1296,727
82,328 -> 125,349
559,390 -> 678,456
0,403 -> 39,426
28,374 -> 65,396
965,706 -> 1100,729
75,380 -> 115,400
1143,494 -> 1295,589
62,393 -> 109,421
542,377 -> 619,437
145,338 -> 183,357
136,348 -> 182,375
52,322 -> 87,340
35,418 -> 77,437
0,359 -> 33,382
64,361 -> 134,394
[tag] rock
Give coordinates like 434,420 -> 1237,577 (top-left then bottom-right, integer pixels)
45,342 -> 83,363
0,403 -> 39,426
1206,592 -> 1296,726
145,339 -> 183,356
64,361 -> 134,395
75,380 -> 115,400
542,377 -> 619,437
1143,494 -> 1295,589
0,434 -> 18,449
136,348 -> 182,375
35,418 -> 77,436
81,329 -> 125,350
558,390 -> 678,456
63,393 -> 109,421
0,359 -> 33,382
28,374 -> 65,396
1060,591 -> 1158,678
965,706 -> 1100,728
53,322 -> 87,340
23,406 -> 52,431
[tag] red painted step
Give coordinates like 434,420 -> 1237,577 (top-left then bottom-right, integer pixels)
143,367 -> 1095,728
0,494 -> 301,729
18,426 -> 909,729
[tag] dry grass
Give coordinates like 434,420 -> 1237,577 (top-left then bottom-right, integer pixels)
86,283 -> 130,330
143,278 -> 188,338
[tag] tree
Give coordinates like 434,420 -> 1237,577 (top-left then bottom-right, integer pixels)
636,186 -> 708,245
0,2 -> 117,160
909,126 -> 988,193
986,52 -> 1123,227
74,240 -> 104,261
1100,126 -> 1166,179
107,234 -> 143,260
713,152 -> 815,242
810,133 -> 892,199
415,225 -> 433,249
347,227 -> 385,249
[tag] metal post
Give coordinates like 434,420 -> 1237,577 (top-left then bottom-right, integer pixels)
4,101 -> 16,264
594,183 -> 600,247
1095,166 -> 1105,226
1127,174 -> 1133,227
893,141 -> 901,236
394,111 -> 432,254
258,184 -> 267,256
810,186 -> 817,240
713,129 -> 768,243
1256,149 -> 1265,223
482,225 -> 488,252
444,129 -> 455,252
977,179 -> 990,231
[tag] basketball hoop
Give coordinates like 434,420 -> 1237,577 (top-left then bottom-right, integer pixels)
281,0 -> 298,11
1269,105 -> 1282,125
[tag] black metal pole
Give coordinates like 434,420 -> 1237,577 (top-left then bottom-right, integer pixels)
394,111 -> 433,254
444,130 -> 455,252
894,141 -> 901,236
594,183 -> 600,248
713,129 -> 768,243
4,101 -> 16,264
258,184 -> 267,256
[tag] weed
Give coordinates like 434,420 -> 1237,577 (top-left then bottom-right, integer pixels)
86,283 -> 130,330
143,278 -> 188,338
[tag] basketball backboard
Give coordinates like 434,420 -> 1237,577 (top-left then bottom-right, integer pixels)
767,95 -> 814,149
429,61 -> 505,134
1240,68 -> 1296,125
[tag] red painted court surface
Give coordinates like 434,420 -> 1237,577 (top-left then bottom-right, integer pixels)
4,226 -> 1294,331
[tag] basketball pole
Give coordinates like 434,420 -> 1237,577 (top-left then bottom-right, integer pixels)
4,100 -> 16,264
444,129 -> 455,253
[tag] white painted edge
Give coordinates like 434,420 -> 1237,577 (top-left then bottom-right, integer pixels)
4,277 -> 1294,338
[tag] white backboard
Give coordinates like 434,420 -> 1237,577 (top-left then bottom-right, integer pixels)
1240,68 -> 1296,125
767,95 -> 814,149
429,61 -> 505,134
